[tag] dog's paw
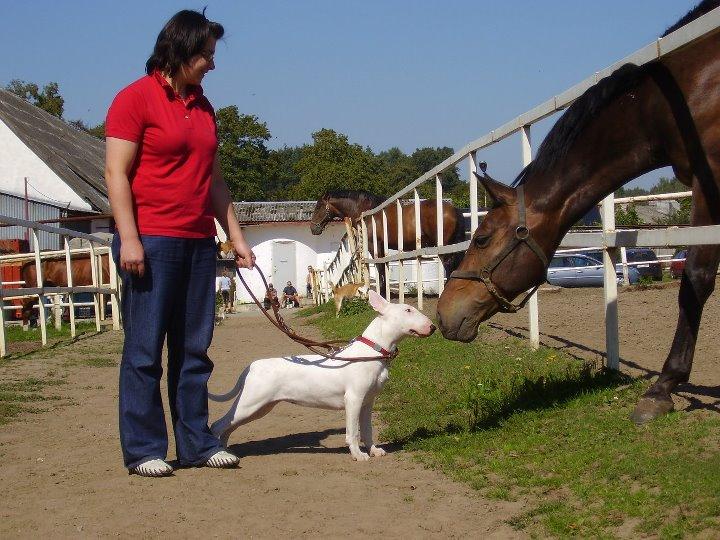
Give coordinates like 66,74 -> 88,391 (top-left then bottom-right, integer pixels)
369,446 -> 386,457
351,451 -> 370,461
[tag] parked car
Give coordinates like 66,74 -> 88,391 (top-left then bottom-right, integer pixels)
570,248 -> 661,281
624,248 -> 662,281
670,249 -> 687,279
547,254 -> 640,287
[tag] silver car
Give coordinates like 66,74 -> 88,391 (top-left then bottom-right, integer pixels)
547,254 -> 640,287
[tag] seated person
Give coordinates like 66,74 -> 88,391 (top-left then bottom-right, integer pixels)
263,284 -> 278,310
282,281 -> 300,308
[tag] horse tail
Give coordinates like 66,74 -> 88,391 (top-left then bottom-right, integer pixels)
208,367 -> 250,402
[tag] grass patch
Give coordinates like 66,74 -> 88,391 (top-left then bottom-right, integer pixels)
299,302 -> 720,538
63,357 -> 117,368
0,377 -> 64,425
4,322 -> 99,343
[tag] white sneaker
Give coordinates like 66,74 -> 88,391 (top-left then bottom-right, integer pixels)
130,458 -> 173,477
204,450 -> 240,468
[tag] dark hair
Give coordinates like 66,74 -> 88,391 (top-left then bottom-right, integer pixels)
145,9 -> 224,76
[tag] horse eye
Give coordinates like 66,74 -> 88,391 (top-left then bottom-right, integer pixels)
474,235 -> 490,248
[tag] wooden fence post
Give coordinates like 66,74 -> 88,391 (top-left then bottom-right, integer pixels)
522,125 -> 540,350
396,200 -> 404,303
435,174 -> 445,295
31,228 -> 48,345
64,236 -> 76,338
601,193 -> 620,370
414,189 -> 423,311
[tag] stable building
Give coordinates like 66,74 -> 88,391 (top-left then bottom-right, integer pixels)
225,201 -> 345,303
0,88 -> 110,249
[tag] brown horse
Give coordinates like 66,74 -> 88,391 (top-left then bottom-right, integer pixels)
310,189 -> 467,296
20,254 -> 110,324
437,0 -> 720,424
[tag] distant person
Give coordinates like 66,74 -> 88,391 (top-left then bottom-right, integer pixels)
306,266 -> 314,299
218,271 -> 232,309
105,9 -> 254,477
283,281 -> 300,308
263,283 -> 278,310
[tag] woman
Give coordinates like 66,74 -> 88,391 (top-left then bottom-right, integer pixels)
105,9 -> 255,477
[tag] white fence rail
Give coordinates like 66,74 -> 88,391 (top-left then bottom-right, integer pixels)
0,214 -> 121,357
319,7 -> 720,369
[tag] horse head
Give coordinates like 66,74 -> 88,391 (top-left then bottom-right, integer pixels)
437,172 -> 549,342
309,192 -> 344,235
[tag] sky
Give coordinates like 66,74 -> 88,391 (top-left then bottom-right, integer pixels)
1,0 -> 698,190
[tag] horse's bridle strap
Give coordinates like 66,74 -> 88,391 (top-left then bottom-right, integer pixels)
449,183 -> 547,313
310,200 -> 341,228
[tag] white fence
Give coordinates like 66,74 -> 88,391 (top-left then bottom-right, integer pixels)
0,214 -> 121,357
321,7 -> 720,370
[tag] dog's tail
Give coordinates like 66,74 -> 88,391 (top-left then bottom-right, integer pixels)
208,367 -> 249,402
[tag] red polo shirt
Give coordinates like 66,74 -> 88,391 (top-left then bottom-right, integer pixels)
106,71 -> 218,238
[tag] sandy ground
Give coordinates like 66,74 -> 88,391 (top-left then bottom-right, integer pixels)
0,311 -> 523,539
1,281 -> 718,538
485,280 -> 720,411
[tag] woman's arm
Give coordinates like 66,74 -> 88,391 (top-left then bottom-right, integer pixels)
105,137 -> 146,276
210,156 -> 255,269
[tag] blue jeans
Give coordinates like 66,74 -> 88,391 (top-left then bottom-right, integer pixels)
112,235 -> 222,469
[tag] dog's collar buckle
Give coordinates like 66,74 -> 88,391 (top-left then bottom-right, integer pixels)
353,336 -> 397,358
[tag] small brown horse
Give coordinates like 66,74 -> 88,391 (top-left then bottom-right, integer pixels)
310,189 -> 467,296
20,254 -> 110,324
438,0 -> 720,424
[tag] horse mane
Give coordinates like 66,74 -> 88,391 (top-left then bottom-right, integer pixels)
662,0 -> 719,37
512,0 -> 719,187
324,189 -> 386,208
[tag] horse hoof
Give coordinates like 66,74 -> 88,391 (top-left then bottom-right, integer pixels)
629,397 -> 674,425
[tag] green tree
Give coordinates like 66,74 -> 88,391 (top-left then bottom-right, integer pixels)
650,176 -> 687,194
67,119 -> 105,139
265,145 -> 303,200
292,129 -> 386,199
88,121 -> 105,140
215,106 -> 271,201
655,198 -> 691,226
615,204 -> 641,226
6,79 -> 64,118
410,147 -> 461,192
615,185 -> 648,198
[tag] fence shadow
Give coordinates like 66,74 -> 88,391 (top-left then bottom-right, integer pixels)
487,322 -> 659,378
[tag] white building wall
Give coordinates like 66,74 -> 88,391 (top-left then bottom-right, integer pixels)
0,120 -> 92,211
232,221 -> 345,303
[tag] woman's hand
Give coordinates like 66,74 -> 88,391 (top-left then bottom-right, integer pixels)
232,238 -> 256,269
120,237 -> 146,277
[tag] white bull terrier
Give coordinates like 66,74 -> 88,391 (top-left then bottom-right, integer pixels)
210,290 -> 435,461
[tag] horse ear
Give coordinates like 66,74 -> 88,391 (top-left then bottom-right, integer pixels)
474,172 -> 515,207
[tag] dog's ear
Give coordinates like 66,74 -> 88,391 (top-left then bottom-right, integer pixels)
367,290 -> 388,314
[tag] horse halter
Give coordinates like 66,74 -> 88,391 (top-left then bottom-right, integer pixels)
310,200 -> 340,229
449,178 -> 548,313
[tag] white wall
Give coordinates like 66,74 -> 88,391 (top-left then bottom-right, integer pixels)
0,120 -> 92,211
232,221 -> 345,303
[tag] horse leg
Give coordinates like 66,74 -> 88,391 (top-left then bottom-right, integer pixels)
376,263 -> 387,298
631,184 -> 720,423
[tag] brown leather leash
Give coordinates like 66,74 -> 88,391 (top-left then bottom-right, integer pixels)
233,264 -> 398,362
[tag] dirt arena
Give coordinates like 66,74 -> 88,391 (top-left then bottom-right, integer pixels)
0,281 -> 718,538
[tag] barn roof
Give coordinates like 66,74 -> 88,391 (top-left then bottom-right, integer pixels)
0,88 -> 108,212
234,201 -> 319,224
